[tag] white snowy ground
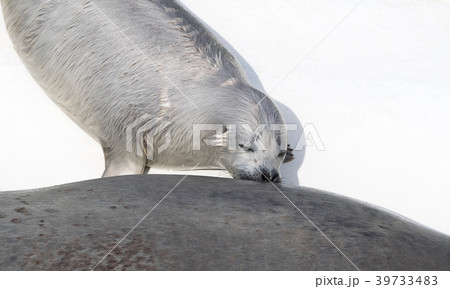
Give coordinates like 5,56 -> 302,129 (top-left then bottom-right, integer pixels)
1,0 -> 449,236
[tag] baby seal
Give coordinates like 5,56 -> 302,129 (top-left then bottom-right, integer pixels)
1,0 -> 293,182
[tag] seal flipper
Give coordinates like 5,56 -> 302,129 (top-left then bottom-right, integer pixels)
101,147 -> 147,177
142,166 -> 151,174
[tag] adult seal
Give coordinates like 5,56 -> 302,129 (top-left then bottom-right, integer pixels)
1,0 -> 293,181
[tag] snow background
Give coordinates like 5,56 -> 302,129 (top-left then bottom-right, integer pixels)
1,0 -> 449,236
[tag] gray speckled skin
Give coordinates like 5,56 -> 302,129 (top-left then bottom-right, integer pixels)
0,175 -> 449,270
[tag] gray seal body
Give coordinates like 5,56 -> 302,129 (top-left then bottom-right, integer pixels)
1,0 -> 291,181
1,175 -> 449,270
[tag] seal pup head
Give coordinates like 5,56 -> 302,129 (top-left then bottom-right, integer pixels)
211,85 -> 292,183
220,123 -> 289,183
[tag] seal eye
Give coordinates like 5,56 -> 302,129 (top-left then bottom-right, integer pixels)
239,144 -> 254,152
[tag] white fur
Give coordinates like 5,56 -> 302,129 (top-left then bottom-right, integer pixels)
1,0 -> 289,181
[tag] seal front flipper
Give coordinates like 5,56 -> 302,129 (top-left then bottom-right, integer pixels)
101,147 -> 147,177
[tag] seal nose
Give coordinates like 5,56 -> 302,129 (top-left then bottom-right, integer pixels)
271,171 -> 281,183
260,168 -> 280,183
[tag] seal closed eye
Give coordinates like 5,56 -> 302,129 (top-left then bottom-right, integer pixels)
1,0 -> 293,182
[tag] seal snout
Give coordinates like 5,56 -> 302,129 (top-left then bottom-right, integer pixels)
260,167 -> 280,183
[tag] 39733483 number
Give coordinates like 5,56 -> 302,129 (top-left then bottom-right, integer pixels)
375,276 -> 438,286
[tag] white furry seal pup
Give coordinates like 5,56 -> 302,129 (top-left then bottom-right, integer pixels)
1,0 -> 293,182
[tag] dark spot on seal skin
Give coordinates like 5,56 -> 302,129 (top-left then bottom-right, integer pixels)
110,206 -> 117,209
39,234 -> 44,237
39,223 -> 44,227
40,220 -> 45,223
11,218 -> 22,224
21,200 -> 29,205
45,208 -> 58,213
15,207 -> 28,214
124,205 -> 130,209
87,189 -> 93,192
73,224 -> 80,227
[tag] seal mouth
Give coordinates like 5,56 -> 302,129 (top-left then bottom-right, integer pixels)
232,170 -> 281,183
262,174 -> 281,183
260,167 -> 281,183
